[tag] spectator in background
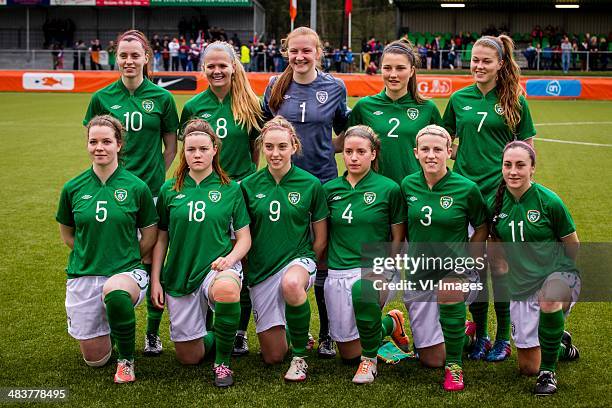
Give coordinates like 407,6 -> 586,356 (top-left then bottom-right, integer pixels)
418,43 -> 427,68
448,38 -> 457,69
599,37 -> 608,70
431,43 -> 440,69
340,45 -> 349,73
152,35 -> 162,72
323,41 -> 333,72
345,47 -> 354,73
189,42 -> 201,72
361,40 -> 370,72
579,38 -> 589,71
542,44 -> 552,70
333,48 -> 341,72
52,43 -> 63,70
107,40 -> 116,71
273,41 -> 284,72
561,36 -> 572,73
72,41 -> 80,70
524,43 -> 536,70
90,39 -> 102,70
169,38 -> 180,71
240,43 -> 251,71
77,40 -> 87,70
249,41 -> 257,72
162,40 -> 170,71
589,36 -> 599,70
426,43 -> 433,70
231,33 -> 241,48
365,59 -> 377,75
179,39 -> 189,71
571,40 -> 579,70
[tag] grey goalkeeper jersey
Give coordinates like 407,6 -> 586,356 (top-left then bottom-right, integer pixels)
263,71 -> 350,183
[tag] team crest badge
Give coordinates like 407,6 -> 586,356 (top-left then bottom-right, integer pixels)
527,209 -> 540,223
209,191 -> 222,203
142,99 -> 155,113
440,196 -> 453,209
288,192 -> 301,205
364,192 -> 376,205
114,189 -> 128,202
494,103 -> 504,115
201,113 -> 212,119
407,108 -> 419,120
316,91 -> 328,104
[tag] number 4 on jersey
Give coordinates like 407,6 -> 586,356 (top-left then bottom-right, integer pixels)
342,203 -> 353,224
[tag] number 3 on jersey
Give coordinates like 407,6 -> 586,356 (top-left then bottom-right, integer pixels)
420,205 -> 432,226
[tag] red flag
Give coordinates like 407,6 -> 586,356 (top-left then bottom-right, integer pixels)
290,0 -> 297,21
344,0 -> 352,15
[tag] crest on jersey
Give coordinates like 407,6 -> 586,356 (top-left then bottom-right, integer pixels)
527,209 -> 540,223
316,91 -> 328,104
364,192 -> 377,205
114,189 -> 128,202
209,190 -> 222,203
288,192 -> 301,205
498,212 -> 508,219
201,113 -> 212,119
407,108 -> 419,120
440,196 -> 453,209
175,194 -> 186,200
142,100 -> 155,113
494,103 -> 504,115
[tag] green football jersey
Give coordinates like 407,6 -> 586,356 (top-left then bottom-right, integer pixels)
401,169 -> 486,280
241,165 -> 328,286
83,78 -> 179,196
488,183 -> 578,299
348,90 -> 443,184
56,166 -> 158,279
324,170 -> 406,270
180,89 -> 259,181
157,173 -> 250,297
443,84 -> 536,199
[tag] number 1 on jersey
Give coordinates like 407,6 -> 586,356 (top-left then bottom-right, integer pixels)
299,102 -> 306,123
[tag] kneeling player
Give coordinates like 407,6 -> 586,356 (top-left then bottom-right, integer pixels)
241,117 -> 328,381
488,141 -> 580,396
57,115 -> 158,383
150,119 -> 251,387
324,126 -> 409,384
401,125 -> 488,391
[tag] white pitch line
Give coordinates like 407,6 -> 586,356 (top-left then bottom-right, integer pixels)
535,121 -> 612,126
537,138 -> 612,147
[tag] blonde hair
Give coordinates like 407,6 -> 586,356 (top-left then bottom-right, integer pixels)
344,125 -> 381,172
415,124 -> 452,148
268,27 -> 323,112
173,119 -> 230,191
202,41 -> 263,133
256,116 -> 302,155
474,35 -> 524,132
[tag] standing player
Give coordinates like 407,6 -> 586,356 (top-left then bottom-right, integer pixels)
443,35 -> 536,361
150,119 -> 251,387
323,126 -> 407,383
263,27 -> 351,357
179,41 -> 263,356
83,29 -> 179,357
488,141 -> 580,395
57,115 -> 158,383
401,125 -> 488,391
347,38 -> 442,184
241,117 -> 328,381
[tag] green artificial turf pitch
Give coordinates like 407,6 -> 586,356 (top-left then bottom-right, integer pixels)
0,93 -> 610,407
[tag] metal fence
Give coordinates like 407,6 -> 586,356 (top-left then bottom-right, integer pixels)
1,49 -> 609,73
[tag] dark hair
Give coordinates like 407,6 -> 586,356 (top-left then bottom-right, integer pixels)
490,140 -> 536,236
381,38 -> 425,104
343,125 -> 381,172
116,30 -> 153,78
173,119 -> 230,191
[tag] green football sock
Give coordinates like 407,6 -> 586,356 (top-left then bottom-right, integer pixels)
104,290 -> 135,361
440,302 -> 467,366
238,284 -> 252,332
213,302 -> 240,366
286,300 -> 311,357
203,331 -> 215,356
146,285 -> 163,335
352,279 -> 382,359
539,309 -> 564,372
469,272 -> 489,338
493,274 -> 511,341
381,315 -> 394,338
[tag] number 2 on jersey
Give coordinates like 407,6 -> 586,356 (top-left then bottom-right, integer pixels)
387,118 -> 400,138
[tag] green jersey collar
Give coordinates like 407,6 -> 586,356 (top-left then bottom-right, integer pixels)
118,77 -> 150,97
505,182 -> 536,203
379,89 -> 415,104
342,168 -> 374,189
265,164 -> 295,185
185,171 -> 221,187
204,87 -> 232,106
472,83 -> 498,99
419,167 -> 453,191
89,165 -> 122,186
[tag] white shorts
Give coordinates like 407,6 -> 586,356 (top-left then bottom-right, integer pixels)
511,272 -> 581,349
326,268 -> 398,343
166,263 -> 242,342
65,269 -> 149,340
250,258 -> 316,334
403,268 -> 480,349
